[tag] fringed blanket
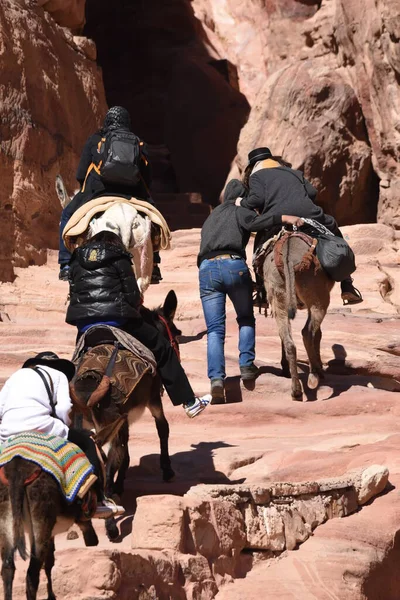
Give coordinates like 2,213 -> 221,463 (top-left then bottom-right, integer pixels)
62,196 -> 171,251
75,344 -> 152,405
0,432 -> 97,503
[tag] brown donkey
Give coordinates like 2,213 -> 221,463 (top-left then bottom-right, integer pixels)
0,417 -> 127,599
0,458 -> 98,600
71,291 -> 180,541
263,232 -> 334,400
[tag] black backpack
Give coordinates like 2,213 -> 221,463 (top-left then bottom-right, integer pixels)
98,129 -> 142,186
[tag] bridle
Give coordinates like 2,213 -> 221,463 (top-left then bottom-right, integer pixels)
157,314 -> 181,361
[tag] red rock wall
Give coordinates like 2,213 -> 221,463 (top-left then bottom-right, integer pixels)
192,0 -> 399,226
0,0 -> 107,281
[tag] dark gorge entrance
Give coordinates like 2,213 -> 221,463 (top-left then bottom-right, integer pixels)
84,0 -> 250,210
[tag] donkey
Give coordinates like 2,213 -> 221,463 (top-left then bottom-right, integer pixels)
72,291 -> 181,541
0,415 -> 127,600
55,175 -> 154,295
263,232 -> 334,400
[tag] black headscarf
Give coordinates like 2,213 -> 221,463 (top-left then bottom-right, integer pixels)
101,106 -> 131,132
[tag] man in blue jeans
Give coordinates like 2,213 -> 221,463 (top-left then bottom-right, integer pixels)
198,179 -> 303,404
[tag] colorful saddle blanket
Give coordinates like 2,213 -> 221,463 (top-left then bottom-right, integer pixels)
0,432 -> 97,503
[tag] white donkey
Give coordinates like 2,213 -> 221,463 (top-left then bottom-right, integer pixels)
56,175 -> 153,294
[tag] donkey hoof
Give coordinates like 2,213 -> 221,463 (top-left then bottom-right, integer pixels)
291,392 -> 303,402
105,519 -> 119,541
163,468 -> 175,482
308,373 -> 320,390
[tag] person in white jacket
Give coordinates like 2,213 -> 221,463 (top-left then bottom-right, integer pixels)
0,351 -> 123,518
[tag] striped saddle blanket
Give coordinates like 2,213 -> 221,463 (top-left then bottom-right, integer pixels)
0,432 -> 97,503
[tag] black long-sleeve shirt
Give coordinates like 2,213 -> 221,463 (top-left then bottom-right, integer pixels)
242,166 -> 338,232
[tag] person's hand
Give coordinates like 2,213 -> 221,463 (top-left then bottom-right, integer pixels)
235,197 -> 242,206
282,215 -> 304,227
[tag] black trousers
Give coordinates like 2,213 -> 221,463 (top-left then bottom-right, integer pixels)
68,428 -> 103,497
123,317 -> 195,406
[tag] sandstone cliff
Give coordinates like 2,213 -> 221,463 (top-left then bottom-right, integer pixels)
192,0 -> 400,225
0,0 -> 106,281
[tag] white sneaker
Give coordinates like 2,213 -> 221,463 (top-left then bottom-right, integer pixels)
93,498 -> 125,519
184,394 -> 211,418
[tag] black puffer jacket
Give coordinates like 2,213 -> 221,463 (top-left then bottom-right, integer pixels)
66,235 -> 141,326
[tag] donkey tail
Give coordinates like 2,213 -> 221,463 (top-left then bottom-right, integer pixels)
4,458 -> 28,560
283,237 -> 297,320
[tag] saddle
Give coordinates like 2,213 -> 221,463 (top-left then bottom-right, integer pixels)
62,196 -> 171,252
274,231 -> 320,278
253,229 -> 320,279
73,325 -> 157,406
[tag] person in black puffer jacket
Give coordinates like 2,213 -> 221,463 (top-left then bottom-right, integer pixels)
66,230 -> 141,329
66,231 -> 211,419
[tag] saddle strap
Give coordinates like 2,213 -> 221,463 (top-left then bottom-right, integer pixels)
33,367 -> 58,419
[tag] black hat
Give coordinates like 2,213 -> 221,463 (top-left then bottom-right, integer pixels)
22,352 -> 75,382
103,106 -> 131,130
248,147 -> 272,165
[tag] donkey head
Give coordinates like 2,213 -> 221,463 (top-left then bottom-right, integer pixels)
140,290 -> 182,360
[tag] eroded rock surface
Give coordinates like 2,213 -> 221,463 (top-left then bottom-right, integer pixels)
0,0 -> 106,281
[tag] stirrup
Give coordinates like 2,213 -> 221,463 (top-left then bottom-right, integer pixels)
342,286 -> 363,305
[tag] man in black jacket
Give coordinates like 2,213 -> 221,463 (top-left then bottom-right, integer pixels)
241,147 -> 363,305
67,231 -> 211,418
198,179 -> 303,403
58,106 -> 154,280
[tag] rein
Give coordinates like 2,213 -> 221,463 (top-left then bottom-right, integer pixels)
157,314 -> 180,361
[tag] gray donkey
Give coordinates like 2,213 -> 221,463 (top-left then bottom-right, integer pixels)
263,232 -> 334,400
0,420 -> 124,600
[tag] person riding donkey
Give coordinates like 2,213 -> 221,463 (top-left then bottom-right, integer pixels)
239,147 -> 363,307
58,106 -> 163,284
0,351 -> 124,518
66,229 -> 211,418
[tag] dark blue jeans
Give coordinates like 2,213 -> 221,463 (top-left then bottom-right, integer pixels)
58,191 -> 88,266
199,257 -> 255,381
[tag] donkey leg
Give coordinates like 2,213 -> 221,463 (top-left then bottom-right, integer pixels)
302,307 -> 326,390
148,383 -> 174,482
44,539 -> 56,600
277,313 -> 302,400
26,553 -> 42,600
280,340 -> 290,377
1,543 -> 15,600
155,412 -> 175,482
104,441 -> 123,541
113,444 -> 130,498
77,520 -> 98,547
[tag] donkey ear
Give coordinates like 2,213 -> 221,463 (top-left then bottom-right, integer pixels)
163,290 -> 178,320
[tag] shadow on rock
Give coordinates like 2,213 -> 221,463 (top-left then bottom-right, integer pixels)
122,441 -> 245,513
224,376 -> 243,404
